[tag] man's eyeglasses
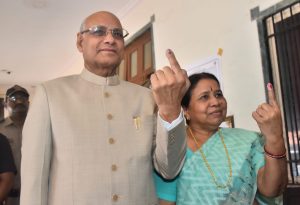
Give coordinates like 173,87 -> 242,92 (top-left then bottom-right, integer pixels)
80,25 -> 129,39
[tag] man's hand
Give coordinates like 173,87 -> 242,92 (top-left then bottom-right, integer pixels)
150,49 -> 190,123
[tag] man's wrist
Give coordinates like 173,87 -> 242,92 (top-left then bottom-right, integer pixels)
159,109 -> 184,131
158,105 -> 181,123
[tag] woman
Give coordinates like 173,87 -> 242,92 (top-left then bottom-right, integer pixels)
154,73 -> 287,205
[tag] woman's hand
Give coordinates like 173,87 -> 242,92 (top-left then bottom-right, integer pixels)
252,83 -> 284,151
254,83 -> 287,197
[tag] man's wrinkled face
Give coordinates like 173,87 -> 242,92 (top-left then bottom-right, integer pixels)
77,12 -> 126,76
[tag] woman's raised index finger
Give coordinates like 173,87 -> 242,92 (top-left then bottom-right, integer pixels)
267,83 -> 278,106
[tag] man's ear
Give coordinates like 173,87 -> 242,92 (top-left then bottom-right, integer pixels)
76,33 -> 83,53
184,109 -> 190,121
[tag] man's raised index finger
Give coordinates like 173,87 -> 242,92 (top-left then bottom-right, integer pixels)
166,49 -> 180,69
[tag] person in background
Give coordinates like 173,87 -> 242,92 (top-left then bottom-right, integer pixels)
20,11 -> 189,205
0,85 -> 29,205
154,72 -> 287,205
0,133 -> 17,205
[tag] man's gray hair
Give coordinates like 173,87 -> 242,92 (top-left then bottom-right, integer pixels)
79,19 -> 86,32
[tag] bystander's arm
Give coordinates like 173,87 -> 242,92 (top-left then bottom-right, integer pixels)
0,133 -> 17,203
0,172 -> 14,202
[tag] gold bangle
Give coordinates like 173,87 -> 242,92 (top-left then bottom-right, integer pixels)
264,145 -> 286,159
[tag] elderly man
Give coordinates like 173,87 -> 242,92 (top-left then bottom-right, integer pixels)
0,133 -> 17,205
0,85 -> 29,205
21,11 -> 189,205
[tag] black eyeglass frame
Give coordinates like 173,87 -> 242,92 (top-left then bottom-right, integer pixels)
80,25 -> 129,39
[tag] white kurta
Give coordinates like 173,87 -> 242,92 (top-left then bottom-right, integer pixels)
21,69 -> 186,205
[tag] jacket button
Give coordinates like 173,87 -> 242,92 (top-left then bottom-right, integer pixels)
108,138 -> 115,144
112,194 -> 119,202
111,164 -> 117,171
107,114 -> 113,120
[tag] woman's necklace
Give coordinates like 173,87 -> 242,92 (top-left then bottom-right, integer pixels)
188,127 -> 232,189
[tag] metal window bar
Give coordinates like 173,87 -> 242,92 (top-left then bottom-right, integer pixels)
271,13 -> 297,182
264,1 -> 300,184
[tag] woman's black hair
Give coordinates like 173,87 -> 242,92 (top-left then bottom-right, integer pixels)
181,72 -> 220,108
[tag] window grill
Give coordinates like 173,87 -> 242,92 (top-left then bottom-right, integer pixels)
264,1 -> 300,184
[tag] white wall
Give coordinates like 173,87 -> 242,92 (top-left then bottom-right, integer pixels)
122,0 -> 283,131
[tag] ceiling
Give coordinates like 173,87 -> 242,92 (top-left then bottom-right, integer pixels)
0,0 -> 139,85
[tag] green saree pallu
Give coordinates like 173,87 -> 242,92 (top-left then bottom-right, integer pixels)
154,128 -> 282,205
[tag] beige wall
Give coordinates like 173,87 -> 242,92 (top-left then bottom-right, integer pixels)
121,0 -> 282,131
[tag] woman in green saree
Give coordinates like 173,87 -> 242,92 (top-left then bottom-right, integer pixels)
154,72 -> 287,205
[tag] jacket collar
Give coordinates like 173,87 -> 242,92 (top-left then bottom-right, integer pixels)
80,68 -> 120,86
